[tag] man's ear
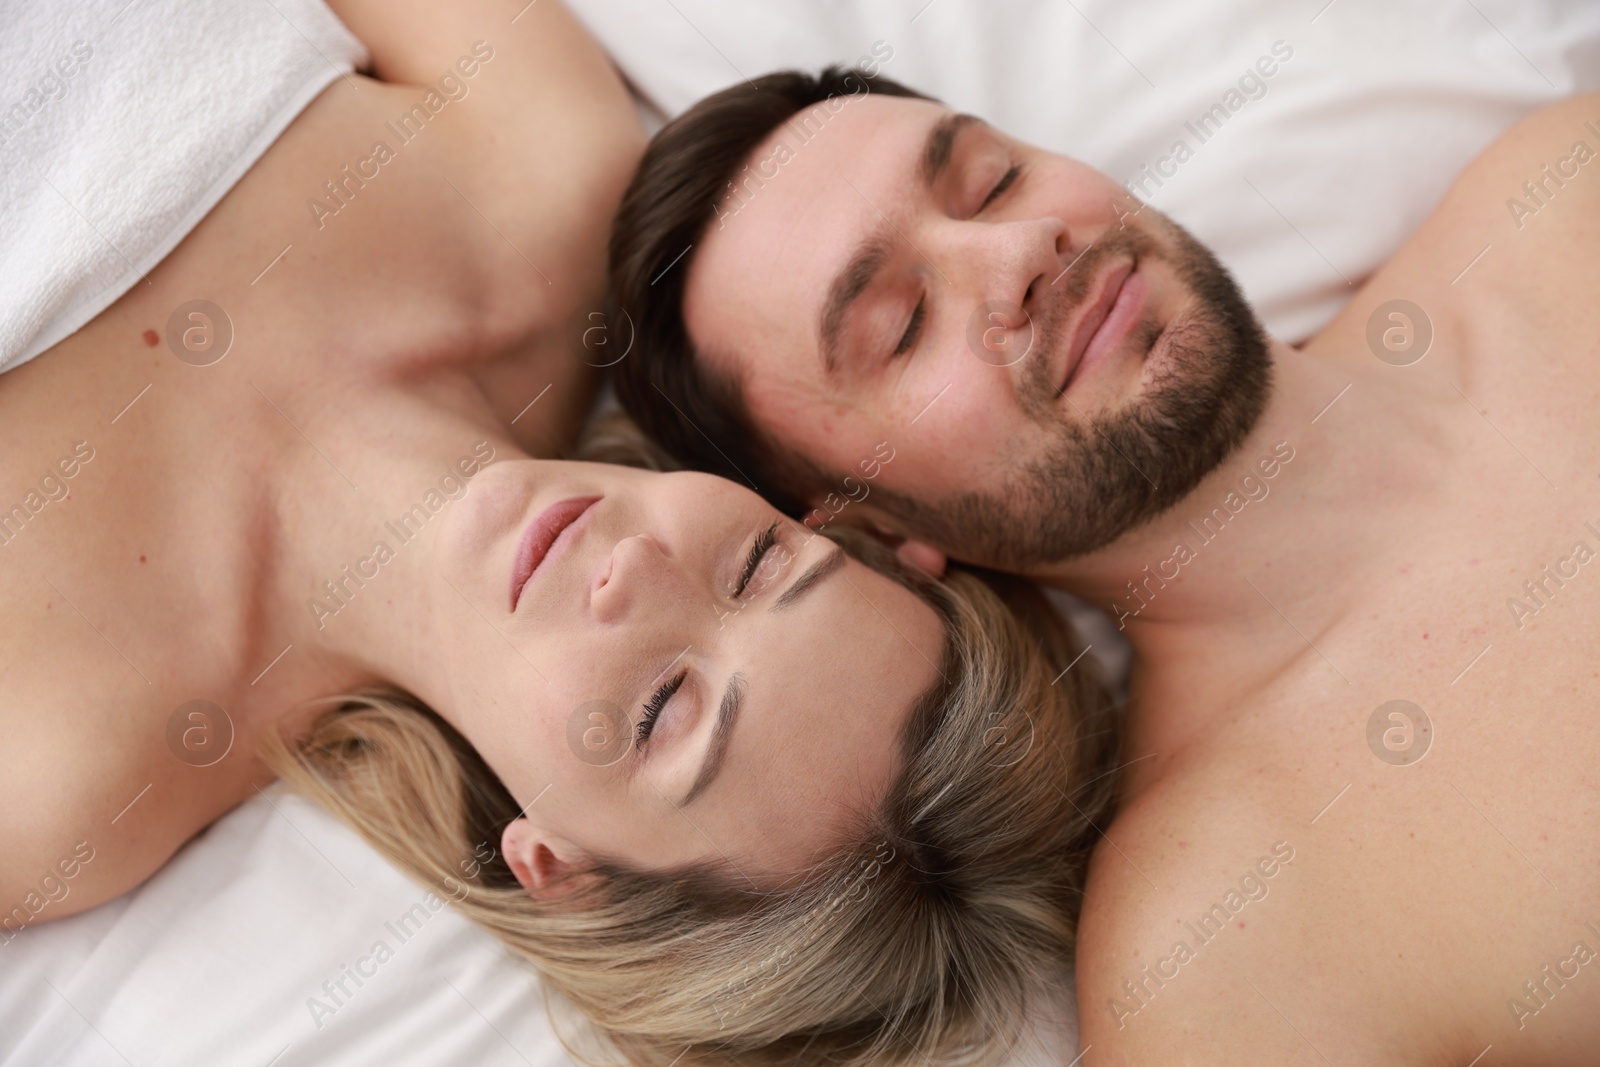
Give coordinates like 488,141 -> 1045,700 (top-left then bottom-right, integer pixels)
501,818 -> 589,897
894,539 -> 947,579
836,508 -> 948,579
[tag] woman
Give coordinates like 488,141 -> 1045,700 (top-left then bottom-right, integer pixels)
1,0 -> 645,920
267,421 -> 1121,1067
0,3 -> 1117,1065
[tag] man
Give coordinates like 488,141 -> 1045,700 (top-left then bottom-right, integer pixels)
609,68 -> 1600,1063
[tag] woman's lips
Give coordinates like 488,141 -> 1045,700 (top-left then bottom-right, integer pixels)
510,496 -> 600,610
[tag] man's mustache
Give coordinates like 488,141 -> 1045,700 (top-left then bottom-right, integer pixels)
1017,226 -> 1157,414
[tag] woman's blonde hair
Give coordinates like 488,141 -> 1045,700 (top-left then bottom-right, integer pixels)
262,415 -> 1122,1066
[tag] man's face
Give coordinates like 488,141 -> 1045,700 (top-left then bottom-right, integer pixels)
683,93 -> 1271,570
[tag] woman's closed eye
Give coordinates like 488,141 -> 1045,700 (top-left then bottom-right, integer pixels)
733,521 -> 781,598
636,522 -> 786,751
636,669 -> 685,747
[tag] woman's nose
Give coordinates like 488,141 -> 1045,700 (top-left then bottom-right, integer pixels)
590,533 -> 691,624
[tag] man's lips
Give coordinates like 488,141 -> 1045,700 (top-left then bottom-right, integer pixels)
1056,260 -> 1136,396
510,496 -> 600,610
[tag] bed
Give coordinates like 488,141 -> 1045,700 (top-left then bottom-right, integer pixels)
4,1 -> 1598,1063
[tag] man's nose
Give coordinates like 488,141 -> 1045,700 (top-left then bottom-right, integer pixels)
955,215 -> 1068,303
943,216 -> 1069,363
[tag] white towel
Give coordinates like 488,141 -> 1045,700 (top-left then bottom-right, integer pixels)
0,0 -> 367,373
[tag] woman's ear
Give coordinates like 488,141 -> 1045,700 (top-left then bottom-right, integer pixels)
895,539 -> 947,579
501,818 -> 587,896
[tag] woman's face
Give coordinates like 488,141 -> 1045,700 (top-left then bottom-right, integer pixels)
428,461 -> 944,886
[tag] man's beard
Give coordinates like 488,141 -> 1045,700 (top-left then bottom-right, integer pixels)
876,211 -> 1273,570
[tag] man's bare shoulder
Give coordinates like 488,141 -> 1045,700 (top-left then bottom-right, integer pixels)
1314,92 -> 1600,354
1415,91 -> 1599,286
1072,761 -> 1311,1063
1072,748 -> 1471,1066
1444,91 -> 1600,218
1387,90 -> 1600,261
1305,89 -> 1600,469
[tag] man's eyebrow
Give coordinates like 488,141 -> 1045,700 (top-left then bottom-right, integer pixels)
818,227 -> 893,379
771,544 -> 846,612
816,113 -> 983,378
922,112 -> 982,188
681,673 -> 743,807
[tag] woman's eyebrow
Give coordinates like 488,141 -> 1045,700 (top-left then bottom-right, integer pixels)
679,547 -> 845,806
681,673 -> 743,807
678,547 -> 846,806
770,544 -> 846,612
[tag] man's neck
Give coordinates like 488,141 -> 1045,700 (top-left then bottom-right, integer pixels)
1035,338 -> 1459,696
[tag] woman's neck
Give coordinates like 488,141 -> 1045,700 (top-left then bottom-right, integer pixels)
247,375 -> 525,725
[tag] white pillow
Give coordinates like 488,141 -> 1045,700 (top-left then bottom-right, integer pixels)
568,0 -> 1600,340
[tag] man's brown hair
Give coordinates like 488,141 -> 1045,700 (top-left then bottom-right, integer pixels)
607,67 -> 931,515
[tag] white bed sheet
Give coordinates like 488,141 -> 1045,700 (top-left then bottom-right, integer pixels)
0,786 -> 578,1067
6,1 -> 1600,1064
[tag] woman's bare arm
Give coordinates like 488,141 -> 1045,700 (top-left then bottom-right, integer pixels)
322,0 -> 645,325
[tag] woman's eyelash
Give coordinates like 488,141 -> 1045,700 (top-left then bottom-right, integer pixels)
893,296 -> 926,357
637,670 -> 686,747
734,522 -> 779,597
979,163 -> 1021,212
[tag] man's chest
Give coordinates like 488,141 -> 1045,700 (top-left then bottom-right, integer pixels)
1203,475 -> 1600,1056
